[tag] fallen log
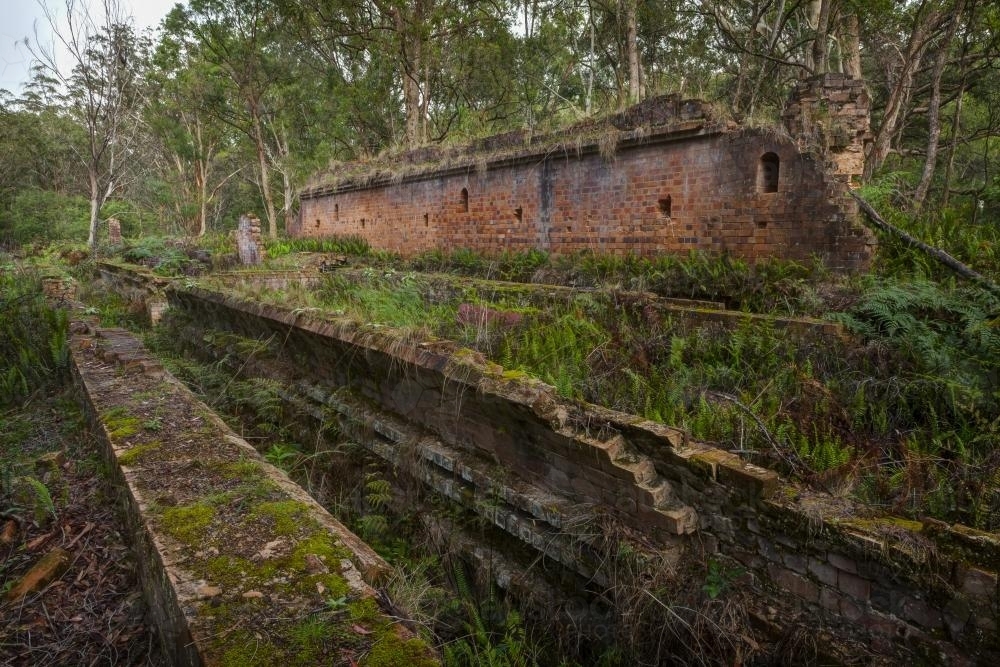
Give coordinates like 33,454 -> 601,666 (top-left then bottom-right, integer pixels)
851,190 -> 1000,297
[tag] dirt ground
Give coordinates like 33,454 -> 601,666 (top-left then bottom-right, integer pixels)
0,388 -> 166,666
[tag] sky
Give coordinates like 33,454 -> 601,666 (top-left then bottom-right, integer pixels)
0,0 -> 179,96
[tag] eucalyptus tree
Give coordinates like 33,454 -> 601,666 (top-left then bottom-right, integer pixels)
170,0 -> 294,237
31,0 -> 148,250
147,7 -> 243,236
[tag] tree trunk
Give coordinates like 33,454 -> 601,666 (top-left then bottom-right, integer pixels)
811,0 -> 833,75
393,5 -> 423,147
914,3 -> 964,210
88,169 -> 100,251
840,12 -> 862,78
941,75 -> 966,208
250,106 -> 278,238
863,6 -> 944,181
625,0 -> 642,103
196,159 -> 208,236
853,191 -> 1000,297
275,127 -> 295,232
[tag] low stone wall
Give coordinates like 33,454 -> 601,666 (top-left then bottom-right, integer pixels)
69,321 -> 437,666
166,284 -> 999,663
95,262 -> 170,324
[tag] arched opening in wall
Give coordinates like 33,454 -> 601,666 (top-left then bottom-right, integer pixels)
514,206 -> 523,223
658,195 -> 672,218
461,188 -> 469,212
361,218 -> 366,229
424,213 -> 429,227
758,153 -> 780,193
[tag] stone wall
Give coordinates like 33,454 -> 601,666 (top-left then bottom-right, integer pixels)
297,76 -> 874,270
69,321 -> 436,666
167,284 -> 998,664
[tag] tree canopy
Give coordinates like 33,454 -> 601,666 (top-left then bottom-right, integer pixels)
1,0 -> 998,247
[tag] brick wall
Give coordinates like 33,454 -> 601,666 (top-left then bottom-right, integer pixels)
297,76 -> 875,271
164,284 -> 998,663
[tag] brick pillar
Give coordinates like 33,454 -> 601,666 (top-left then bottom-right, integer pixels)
107,218 -> 122,246
236,213 -> 266,265
782,73 -> 871,188
782,74 -> 875,270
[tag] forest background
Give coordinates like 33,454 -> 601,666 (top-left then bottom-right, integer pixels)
1,0 -> 998,252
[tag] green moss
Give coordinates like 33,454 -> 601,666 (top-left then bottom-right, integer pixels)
221,458 -> 265,481
104,414 -> 142,439
161,502 -> 215,543
840,516 -> 924,533
289,531 -> 350,568
289,617 -> 332,665
205,555 -> 276,588
301,572 -> 350,600
118,441 -> 161,466
362,635 -> 438,667
218,630 -> 280,667
253,499 -> 316,536
349,598 -> 385,626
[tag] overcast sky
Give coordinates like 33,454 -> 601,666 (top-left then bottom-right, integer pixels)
0,0 -> 179,96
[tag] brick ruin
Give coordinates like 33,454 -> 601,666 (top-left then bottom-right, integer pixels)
235,212 -> 265,265
296,74 -> 875,270
92,261 -> 1000,663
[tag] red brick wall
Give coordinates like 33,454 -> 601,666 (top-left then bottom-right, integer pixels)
297,122 -> 873,270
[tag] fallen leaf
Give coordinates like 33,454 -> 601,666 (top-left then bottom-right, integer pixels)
26,532 -> 54,551
351,624 -> 372,636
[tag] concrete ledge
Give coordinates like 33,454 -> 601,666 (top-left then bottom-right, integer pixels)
70,322 -> 437,666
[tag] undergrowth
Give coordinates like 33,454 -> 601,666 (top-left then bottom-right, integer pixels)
222,255 -> 1000,528
0,265 -> 69,405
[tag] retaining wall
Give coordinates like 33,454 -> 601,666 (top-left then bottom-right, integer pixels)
69,319 -> 437,666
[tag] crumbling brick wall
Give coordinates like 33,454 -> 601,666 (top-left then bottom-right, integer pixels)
297,76 -> 874,271
236,213 -> 265,265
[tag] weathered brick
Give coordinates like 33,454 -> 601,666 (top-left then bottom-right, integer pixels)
808,557 -> 839,586
819,586 -> 842,612
961,567 -> 998,601
838,571 -> 871,602
767,563 -> 820,603
783,553 -> 808,575
828,551 -> 858,574
296,84 -> 873,272
901,596 -> 944,630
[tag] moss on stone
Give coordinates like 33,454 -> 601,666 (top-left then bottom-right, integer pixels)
349,597 -> 384,626
289,531 -> 350,568
221,458 -> 265,481
252,499 -> 316,536
362,635 -> 438,667
205,554 -> 277,588
218,630 -> 280,667
118,441 -> 161,466
104,414 -> 142,439
161,502 -> 215,543
839,516 -> 924,533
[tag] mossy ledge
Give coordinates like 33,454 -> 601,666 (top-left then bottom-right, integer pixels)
69,321 -> 438,666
